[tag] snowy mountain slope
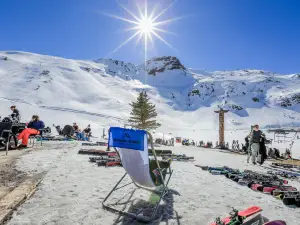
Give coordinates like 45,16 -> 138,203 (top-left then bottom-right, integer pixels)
1,51 -> 300,156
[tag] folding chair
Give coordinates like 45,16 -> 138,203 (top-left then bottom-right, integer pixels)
0,122 -> 13,156
102,127 -> 173,222
29,128 -> 46,147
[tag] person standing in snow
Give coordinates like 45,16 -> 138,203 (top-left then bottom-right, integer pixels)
10,105 -> 21,123
248,124 -> 265,165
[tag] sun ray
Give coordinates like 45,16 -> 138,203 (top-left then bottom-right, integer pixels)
136,2 -> 144,20
149,3 -> 159,21
152,16 -> 185,26
124,26 -> 140,32
109,31 -> 141,55
151,0 -> 177,22
151,30 -> 176,50
103,13 -> 139,25
144,28 -> 148,84
135,32 -> 143,45
147,32 -> 154,49
117,0 -> 141,22
144,0 -> 148,21
152,27 -> 176,36
105,0 -> 183,66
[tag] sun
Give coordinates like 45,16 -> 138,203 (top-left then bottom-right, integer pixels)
139,18 -> 154,34
104,0 -> 183,56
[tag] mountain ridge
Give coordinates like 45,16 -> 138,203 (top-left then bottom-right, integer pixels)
1,50 -> 300,139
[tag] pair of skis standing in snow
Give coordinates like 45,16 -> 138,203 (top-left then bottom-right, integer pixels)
246,125 -> 267,165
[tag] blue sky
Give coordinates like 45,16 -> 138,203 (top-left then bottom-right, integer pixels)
1,0 -> 300,74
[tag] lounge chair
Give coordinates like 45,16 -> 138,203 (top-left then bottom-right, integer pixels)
102,127 -> 173,222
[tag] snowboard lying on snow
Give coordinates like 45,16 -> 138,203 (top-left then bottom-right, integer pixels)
82,142 -> 107,146
161,154 -> 194,161
78,149 -> 111,155
89,154 -> 121,167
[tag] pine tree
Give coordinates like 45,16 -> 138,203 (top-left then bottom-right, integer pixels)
129,91 -> 161,130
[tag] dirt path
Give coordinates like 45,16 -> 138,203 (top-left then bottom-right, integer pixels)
0,150 -> 27,199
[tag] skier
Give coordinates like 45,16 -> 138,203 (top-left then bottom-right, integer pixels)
10,105 -> 21,123
17,115 -> 45,149
248,124 -> 265,165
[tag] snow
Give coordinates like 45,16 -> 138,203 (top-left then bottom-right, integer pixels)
1,51 -> 300,158
7,144 -> 300,225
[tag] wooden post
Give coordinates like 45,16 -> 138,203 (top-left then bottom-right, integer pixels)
214,108 -> 229,148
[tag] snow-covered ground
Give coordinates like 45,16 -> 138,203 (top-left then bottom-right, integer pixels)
1,51 -> 300,159
7,143 -> 300,225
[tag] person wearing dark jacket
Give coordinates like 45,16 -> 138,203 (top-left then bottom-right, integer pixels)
73,123 -> 79,133
83,124 -> 91,141
10,105 -> 21,122
17,115 -> 45,149
258,137 -> 268,165
248,124 -> 265,164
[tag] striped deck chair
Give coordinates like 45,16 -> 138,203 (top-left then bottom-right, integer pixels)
102,127 -> 173,222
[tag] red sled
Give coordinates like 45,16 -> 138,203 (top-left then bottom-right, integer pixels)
107,152 -> 117,156
262,186 -> 296,193
106,161 -> 121,167
251,184 -> 263,191
210,206 -> 262,225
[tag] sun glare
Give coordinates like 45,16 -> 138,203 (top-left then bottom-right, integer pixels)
103,0 -> 184,83
105,0 -> 182,56
139,18 -> 154,34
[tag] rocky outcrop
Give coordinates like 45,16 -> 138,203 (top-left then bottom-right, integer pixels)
145,56 -> 186,76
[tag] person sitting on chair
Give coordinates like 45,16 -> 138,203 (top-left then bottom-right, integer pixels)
73,123 -> 79,133
83,124 -> 91,141
17,115 -> 45,149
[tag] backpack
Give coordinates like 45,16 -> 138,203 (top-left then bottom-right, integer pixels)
62,125 -> 75,137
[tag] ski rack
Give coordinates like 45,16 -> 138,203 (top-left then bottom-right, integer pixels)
267,128 -> 300,169
267,128 -> 300,144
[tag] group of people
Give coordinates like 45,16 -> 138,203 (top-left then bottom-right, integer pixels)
2,105 -> 93,149
245,124 -> 267,165
72,122 -> 92,141
155,138 -> 174,146
0,105 -> 45,149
